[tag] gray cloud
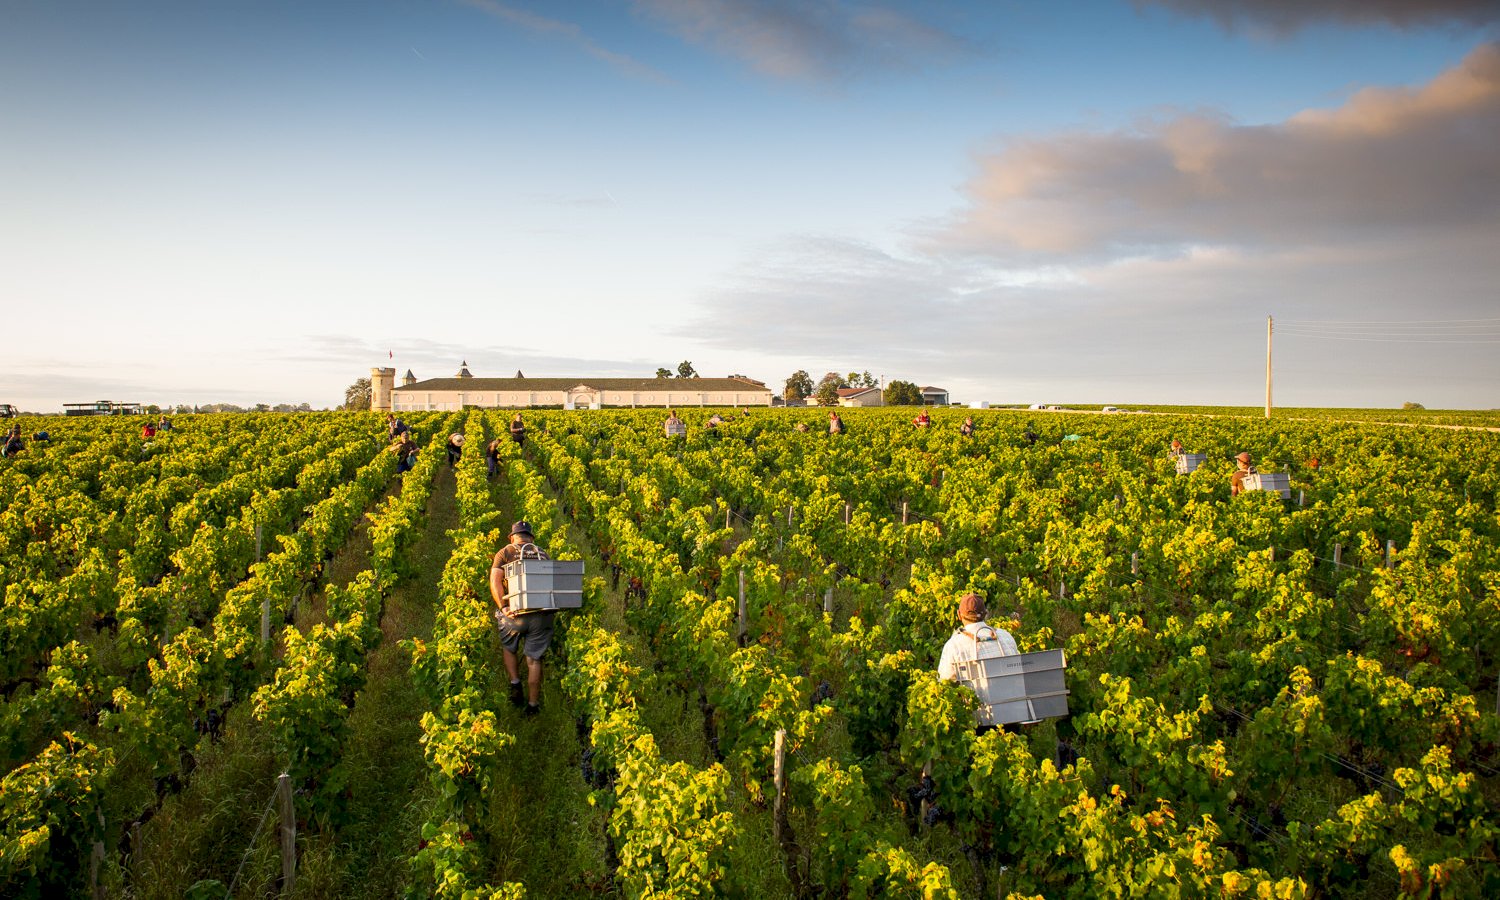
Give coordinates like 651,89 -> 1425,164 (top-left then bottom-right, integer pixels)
936,42 -> 1500,262
685,48 -> 1500,407
631,0 -> 972,79
1137,0 -> 1500,34
285,335 -> 662,380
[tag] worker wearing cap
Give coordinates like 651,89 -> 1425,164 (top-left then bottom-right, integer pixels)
937,593 -> 1019,683
489,521 -> 556,716
1230,451 -> 1256,497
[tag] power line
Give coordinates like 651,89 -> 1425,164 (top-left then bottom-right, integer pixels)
1277,333 -> 1500,345
1277,317 -> 1500,325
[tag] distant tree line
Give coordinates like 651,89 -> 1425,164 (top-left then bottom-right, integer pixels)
781,370 -> 924,406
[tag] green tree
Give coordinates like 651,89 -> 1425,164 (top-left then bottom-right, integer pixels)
342,377 -> 371,411
884,380 -> 923,405
784,370 -> 814,402
814,372 -> 848,407
1402,401 -> 1425,410
846,371 -> 878,388
677,360 -> 699,378
655,368 -> 672,379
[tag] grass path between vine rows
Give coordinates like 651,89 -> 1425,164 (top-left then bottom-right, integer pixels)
116,462 -> 455,899
498,442 -> 795,898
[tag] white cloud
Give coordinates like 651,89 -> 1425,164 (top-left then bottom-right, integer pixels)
461,0 -> 671,82
631,0 -> 972,79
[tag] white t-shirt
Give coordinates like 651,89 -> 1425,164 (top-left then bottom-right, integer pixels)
938,621 -> 1019,682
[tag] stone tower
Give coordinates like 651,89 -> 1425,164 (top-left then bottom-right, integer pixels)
370,367 -> 395,412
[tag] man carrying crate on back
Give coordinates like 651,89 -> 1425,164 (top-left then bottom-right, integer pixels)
490,521 -> 555,717
938,593 -> 1020,734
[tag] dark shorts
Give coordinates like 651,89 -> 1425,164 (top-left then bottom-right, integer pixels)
494,609 -> 556,659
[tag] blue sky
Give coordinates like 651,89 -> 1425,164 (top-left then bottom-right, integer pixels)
3,0 -> 1497,410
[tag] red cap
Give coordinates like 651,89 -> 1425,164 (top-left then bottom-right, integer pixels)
1236,452 -> 1252,463
958,593 -> 986,622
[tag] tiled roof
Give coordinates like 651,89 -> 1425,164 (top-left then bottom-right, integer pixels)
920,386 -> 948,392
395,377 -> 773,393
836,387 -> 880,397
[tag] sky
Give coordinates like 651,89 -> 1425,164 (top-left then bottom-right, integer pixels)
2,0 -> 1497,411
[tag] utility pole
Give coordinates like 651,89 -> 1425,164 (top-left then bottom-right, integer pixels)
1265,315 -> 1273,419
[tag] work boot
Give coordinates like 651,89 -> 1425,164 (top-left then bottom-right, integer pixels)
523,702 -> 541,718
509,680 -> 524,708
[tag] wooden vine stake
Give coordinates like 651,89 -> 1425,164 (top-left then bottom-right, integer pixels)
278,772 -> 296,892
1333,543 -> 1343,568
1131,551 -> 1139,575
737,569 -> 747,647
1386,539 -> 1396,569
772,729 -> 787,845
824,586 -> 834,615
89,809 -> 104,900
902,500 -> 909,525
844,501 -> 851,524
919,760 -> 934,830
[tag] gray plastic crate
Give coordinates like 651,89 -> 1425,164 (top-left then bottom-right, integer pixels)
955,648 -> 1070,726
1241,472 -> 1292,499
664,421 -> 687,437
503,558 -> 585,611
1175,453 -> 1206,474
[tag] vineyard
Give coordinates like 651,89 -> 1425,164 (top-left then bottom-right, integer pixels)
1,407 -> 1497,899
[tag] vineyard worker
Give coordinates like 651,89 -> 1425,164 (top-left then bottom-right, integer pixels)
509,413 -> 527,445
1169,439 -> 1184,458
485,436 -> 503,479
960,416 -> 975,437
446,432 -> 465,469
828,411 -> 846,435
393,434 -> 418,474
1022,424 -> 1038,446
2,426 -> 23,458
1230,451 -> 1256,497
490,521 -> 555,717
913,410 -> 931,428
141,421 -> 156,440
664,409 -> 684,436
938,594 -> 1020,733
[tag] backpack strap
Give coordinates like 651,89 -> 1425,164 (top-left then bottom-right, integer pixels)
957,625 -> 998,644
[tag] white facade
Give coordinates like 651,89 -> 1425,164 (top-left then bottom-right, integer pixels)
390,380 -> 774,412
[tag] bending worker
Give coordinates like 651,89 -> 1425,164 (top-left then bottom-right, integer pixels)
489,521 -> 555,717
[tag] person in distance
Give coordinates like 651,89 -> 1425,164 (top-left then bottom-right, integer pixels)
490,521 -> 556,717
960,416 -> 975,436
827,411 -> 846,435
1230,451 -> 1256,497
445,432 -> 465,469
509,413 -> 526,445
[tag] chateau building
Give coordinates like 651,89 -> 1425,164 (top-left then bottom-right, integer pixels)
370,363 -> 773,412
